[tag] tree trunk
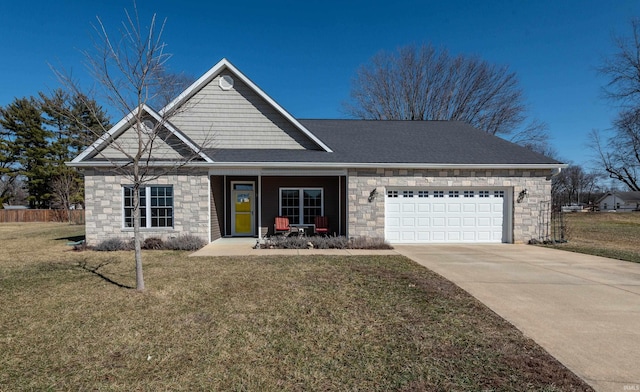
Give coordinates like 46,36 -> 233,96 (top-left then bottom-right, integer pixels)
133,183 -> 145,291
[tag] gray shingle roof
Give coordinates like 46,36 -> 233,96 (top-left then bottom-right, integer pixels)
598,191 -> 640,202
206,120 -> 561,165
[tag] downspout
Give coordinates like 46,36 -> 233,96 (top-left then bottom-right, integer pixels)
345,174 -> 349,238
258,174 -> 262,240
207,176 -> 212,243
338,176 -> 341,236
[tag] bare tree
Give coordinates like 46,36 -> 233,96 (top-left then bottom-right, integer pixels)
56,5 -> 211,291
345,44 -> 551,152
552,164 -> 601,207
0,175 -> 28,207
50,171 -> 82,222
599,18 -> 640,107
590,116 -> 640,191
593,19 -> 640,190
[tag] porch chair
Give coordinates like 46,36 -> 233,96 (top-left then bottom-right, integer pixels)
314,216 -> 329,235
274,216 -> 292,236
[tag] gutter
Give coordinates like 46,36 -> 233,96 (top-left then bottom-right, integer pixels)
67,161 -> 567,170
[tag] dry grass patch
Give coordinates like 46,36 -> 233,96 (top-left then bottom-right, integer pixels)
0,223 -> 593,391
550,212 -> 640,263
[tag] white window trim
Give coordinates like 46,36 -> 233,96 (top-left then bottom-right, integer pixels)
122,185 -> 174,229
279,187 -> 324,225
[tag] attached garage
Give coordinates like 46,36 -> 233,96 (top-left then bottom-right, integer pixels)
384,188 -> 512,243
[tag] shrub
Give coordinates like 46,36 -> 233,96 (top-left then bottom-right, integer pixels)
72,241 -> 88,252
142,237 -> 164,250
311,235 -> 349,249
348,237 -> 393,250
262,235 -> 392,250
164,235 -> 207,251
93,237 -> 134,251
266,235 -> 309,249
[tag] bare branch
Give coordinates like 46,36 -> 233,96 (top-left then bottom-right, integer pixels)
598,18 -> 640,107
345,43 -> 532,140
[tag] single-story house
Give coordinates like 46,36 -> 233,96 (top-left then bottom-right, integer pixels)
1,204 -> 29,210
596,191 -> 640,212
69,59 -> 564,245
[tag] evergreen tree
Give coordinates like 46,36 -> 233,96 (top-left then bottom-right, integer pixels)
68,93 -> 110,155
0,97 -> 54,208
39,89 -> 110,209
0,121 -> 17,205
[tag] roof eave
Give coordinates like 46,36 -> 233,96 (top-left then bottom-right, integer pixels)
67,161 -> 567,170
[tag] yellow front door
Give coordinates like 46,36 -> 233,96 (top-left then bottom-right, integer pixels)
232,190 -> 254,236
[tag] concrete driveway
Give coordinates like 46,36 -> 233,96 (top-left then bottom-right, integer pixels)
395,244 -> 640,392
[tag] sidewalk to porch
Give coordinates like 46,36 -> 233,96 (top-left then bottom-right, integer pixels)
190,237 -> 401,257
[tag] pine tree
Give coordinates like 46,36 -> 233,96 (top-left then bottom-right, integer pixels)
0,97 -> 54,208
39,89 -> 110,210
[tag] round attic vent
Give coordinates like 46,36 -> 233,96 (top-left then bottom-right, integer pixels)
219,75 -> 234,90
142,119 -> 155,133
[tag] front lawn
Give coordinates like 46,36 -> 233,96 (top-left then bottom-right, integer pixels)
0,223 -> 592,391
549,212 -> 640,263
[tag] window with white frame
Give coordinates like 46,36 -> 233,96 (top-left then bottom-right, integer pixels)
123,185 -> 173,228
279,188 -> 323,225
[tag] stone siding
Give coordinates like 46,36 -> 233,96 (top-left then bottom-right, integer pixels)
83,169 -> 210,245
347,168 -> 552,243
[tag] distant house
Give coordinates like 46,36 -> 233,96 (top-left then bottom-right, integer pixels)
68,58 -> 564,245
596,192 -> 640,211
1,204 -> 29,210
561,204 -> 587,213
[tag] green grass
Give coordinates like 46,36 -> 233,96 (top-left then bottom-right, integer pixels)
550,212 -> 640,263
0,223 -> 592,391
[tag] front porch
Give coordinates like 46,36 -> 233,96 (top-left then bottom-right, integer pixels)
210,174 -> 347,240
190,237 -> 400,256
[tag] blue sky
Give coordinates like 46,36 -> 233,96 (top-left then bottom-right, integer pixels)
1,0 -> 638,167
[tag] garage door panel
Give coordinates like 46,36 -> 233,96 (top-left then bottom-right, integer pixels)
463,203 -> 476,212
416,231 -> 430,241
417,204 -> 430,213
432,203 -> 446,212
447,203 -> 461,213
432,217 -> 446,227
447,232 -> 461,241
463,231 -> 477,241
401,217 -> 416,226
402,204 -> 415,213
386,217 -> 400,227
478,202 -> 492,212
477,217 -> 491,227
417,217 -> 430,227
385,188 -> 508,243
477,231 -> 492,241
431,231 -> 446,241
386,203 -> 400,213
447,217 -> 461,226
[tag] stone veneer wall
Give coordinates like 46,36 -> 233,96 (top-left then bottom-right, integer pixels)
83,169 -> 210,245
347,168 -> 552,244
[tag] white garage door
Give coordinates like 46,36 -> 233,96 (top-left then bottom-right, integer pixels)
385,189 -> 508,243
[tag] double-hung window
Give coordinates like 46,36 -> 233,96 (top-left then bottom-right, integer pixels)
123,185 -> 174,228
279,188 -> 323,225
